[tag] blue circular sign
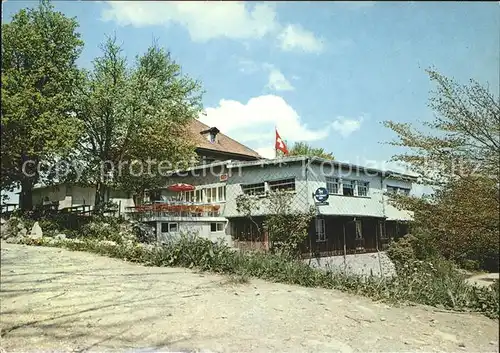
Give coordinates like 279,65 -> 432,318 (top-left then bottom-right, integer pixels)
314,187 -> 329,202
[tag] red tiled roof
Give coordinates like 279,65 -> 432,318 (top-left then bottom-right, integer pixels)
188,119 -> 262,159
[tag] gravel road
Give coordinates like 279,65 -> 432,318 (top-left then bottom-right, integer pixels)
1,242 -> 498,353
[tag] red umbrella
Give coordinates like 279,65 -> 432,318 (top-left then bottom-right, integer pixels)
167,183 -> 195,192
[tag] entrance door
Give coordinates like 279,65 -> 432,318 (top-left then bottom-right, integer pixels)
315,218 -> 326,242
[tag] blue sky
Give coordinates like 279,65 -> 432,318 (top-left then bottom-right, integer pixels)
2,1 -> 499,201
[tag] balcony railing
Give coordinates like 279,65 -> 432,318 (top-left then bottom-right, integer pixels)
126,201 -> 222,220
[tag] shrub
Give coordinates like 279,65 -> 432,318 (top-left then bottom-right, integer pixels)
386,234 -> 418,267
80,219 -> 123,243
459,259 -> 480,272
37,219 -> 60,235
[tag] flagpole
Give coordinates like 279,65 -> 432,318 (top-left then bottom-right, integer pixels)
274,125 -> 277,159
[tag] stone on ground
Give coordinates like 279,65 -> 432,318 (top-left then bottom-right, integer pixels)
28,221 -> 43,239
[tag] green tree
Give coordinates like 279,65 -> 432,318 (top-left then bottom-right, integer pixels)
384,69 -> 500,270
235,191 -> 315,258
71,36 -> 202,210
1,0 -> 84,210
264,191 -> 316,258
288,141 -> 335,160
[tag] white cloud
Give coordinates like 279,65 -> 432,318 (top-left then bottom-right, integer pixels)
238,58 -> 261,74
236,59 -> 294,92
101,1 -> 324,53
199,95 -> 329,155
254,146 -> 277,159
267,68 -> 294,91
277,24 -> 325,53
101,2 -> 278,42
331,117 -> 363,137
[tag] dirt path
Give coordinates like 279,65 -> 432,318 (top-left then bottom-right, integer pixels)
466,273 -> 499,288
1,242 -> 498,353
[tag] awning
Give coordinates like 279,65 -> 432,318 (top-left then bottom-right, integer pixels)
167,183 -> 195,192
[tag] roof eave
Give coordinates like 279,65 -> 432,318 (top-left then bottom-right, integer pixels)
195,147 -> 262,160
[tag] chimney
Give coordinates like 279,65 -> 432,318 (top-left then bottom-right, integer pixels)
200,127 -> 220,144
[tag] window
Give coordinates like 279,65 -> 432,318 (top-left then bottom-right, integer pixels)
268,178 -> 296,192
217,186 -> 226,202
241,182 -> 265,196
326,177 -> 340,194
357,181 -> 369,197
211,222 -> 225,232
387,185 -> 410,196
183,190 -> 195,202
195,189 -> 204,203
342,179 -> 355,196
398,187 -> 410,196
206,187 -> 216,203
169,223 -> 178,232
387,186 -> 398,194
181,185 -> 227,203
161,222 -> 178,233
315,218 -> 326,242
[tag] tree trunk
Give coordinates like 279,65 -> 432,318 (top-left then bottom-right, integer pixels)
19,179 -> 34,211
18,153 -> 37,211
94,182 -> 107,213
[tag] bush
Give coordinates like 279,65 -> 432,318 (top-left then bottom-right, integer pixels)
80,220 -> 123,243
37,219 -> 61,235
386,234 -> 418,266
459,259 -> 480,272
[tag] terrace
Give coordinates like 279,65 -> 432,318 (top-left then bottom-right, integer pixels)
125,201 -> 222,221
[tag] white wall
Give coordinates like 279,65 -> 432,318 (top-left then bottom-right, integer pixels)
307,163 -> 386,217
70,186 -> 96,208
381,178 -> 414,221
222,160 -> 414,220
156,219 -> 232,245
33,184 -> 134,214
32,185 -> 71,210
223,162 -> 310,217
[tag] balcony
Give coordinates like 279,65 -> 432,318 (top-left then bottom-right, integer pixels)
125,201 -> 222,221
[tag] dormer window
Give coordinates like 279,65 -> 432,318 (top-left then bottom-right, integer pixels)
200,127 -> 220,144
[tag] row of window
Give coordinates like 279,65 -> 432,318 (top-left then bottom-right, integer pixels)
325,178 -> 411,198
241,178 -> 296,196
160,222 -> 225,233
182,185 -> 226,203
326,177 -> 369,197
175,179 -> 407,201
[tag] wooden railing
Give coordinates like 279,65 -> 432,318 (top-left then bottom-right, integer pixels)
126,202 -> 222,219
0,203 -> 19,216
60,205 -> 93,216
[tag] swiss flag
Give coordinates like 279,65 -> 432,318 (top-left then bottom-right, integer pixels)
275,129 -> 289,156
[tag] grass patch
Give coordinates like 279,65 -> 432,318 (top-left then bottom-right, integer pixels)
223,274 -> 251,285
20,234 -> 500,320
